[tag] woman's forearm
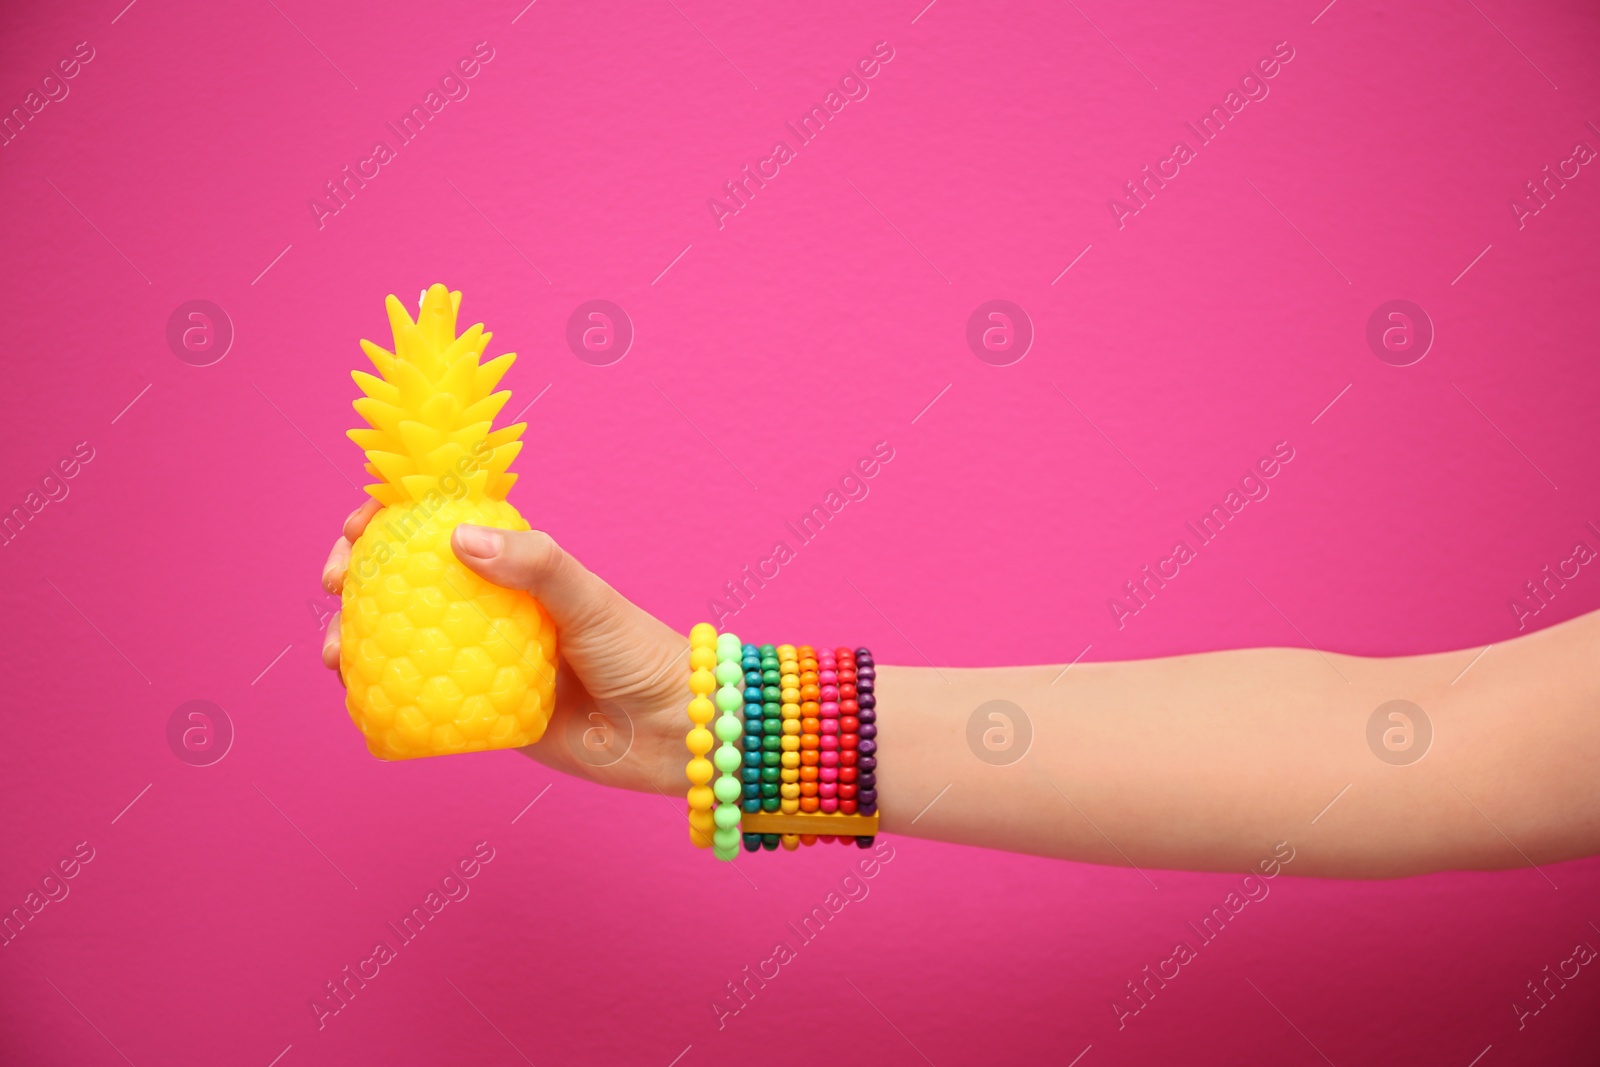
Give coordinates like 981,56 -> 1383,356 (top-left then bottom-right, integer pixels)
875,611 -> 1600,878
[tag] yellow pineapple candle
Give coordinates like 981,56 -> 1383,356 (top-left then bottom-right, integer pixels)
340,283 -> 557,759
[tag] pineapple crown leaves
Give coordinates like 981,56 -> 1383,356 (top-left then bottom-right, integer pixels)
349,283 -> 525,507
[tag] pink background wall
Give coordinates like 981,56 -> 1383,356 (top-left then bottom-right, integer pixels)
3,0 -> 1599,1063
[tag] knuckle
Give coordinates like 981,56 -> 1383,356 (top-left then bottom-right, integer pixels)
515,529 -> 563,578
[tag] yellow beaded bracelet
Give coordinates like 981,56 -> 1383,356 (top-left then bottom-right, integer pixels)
685,623 -> 718,849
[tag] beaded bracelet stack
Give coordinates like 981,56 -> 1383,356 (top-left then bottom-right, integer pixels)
686,625 -> 880,860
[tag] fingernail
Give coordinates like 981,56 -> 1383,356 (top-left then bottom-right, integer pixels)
456,524 -> 503,560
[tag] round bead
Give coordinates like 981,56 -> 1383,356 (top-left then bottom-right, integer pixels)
858,693 -> 876,709
840,767 -> 858,783
687,727 -> 714,756
856,835 -> 876,849
716,633 -> 742,658
760,782 -> 779,798
713,745 -> 742,772
856,709 -> 875,724
800,684 -> 821,702
688,696 -> 716,724
780,768 -> 799,783
837,783 -> 856,799
741,798 -> 762,813
686,757 -> 714,785
781,736 -> 801,752
819,670 -> 837,685
820,798 -> 839,813
780,799 -> 800,814
714,661 -> 743,686
859,803 -> 877,816
781,834 -> 800,851
820,719 -> 839,735
713,777 -> 743,804
800,735 -> 819,750
690,669 -> 716,696
819,767 -> 839,783
742,783 -> 760,800
781,751 -> 800,768
858,789 -> 877,805
714,716 -> 743,742
800,749 -> 818,765
819,750 -> 839,767
801,717 -> 820,734
712,826 -> 741,850
687,784 -> 714,810
762,736 -> 781,752
714,805 -> 742,829
840,699 -> 859,714
857,773 -> 876,789
859,723 -> 877,740
840,733 -> 858,749
762,834 -> 780,851
859,739 -> 877,756
840,800 -> 858,814
690,622 -> 718,647
839,749 -> 858,767
840,716 -> 860,733
839,683 -> 857,700
780,783 -> 800,799
781,687 -> 800,704
689,646 -> 717,671
819,735 -> 838,751
741,767 -> 761,784
857,755 -> 876,772
762,797 -> 781,812
800,765 -> 818,782
819,782 -> 838,799
760,767 -> 781,783
782,719 -> 801,735
743,833 -> 762,851
799,797 -> 821,813
714,687 -> 742,712
743,735 -> 762,753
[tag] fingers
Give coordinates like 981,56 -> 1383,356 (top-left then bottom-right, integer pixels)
323,537 -> 351,594
451,526 -> 623,632
321,609 -> 342,674
343,497 -> 383,543
324,499 -> 383,594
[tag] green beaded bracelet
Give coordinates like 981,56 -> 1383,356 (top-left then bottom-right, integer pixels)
710,631 -> 746,861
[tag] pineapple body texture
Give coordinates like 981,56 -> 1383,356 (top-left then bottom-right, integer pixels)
340,284 -> 557,760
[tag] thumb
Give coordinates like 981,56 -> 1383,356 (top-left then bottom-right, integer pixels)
451,524 -> 620,632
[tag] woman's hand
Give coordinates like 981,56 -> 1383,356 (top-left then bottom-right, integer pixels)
321,499 -> 690,796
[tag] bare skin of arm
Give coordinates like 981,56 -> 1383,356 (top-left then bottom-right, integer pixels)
322,502 -> 1600,879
